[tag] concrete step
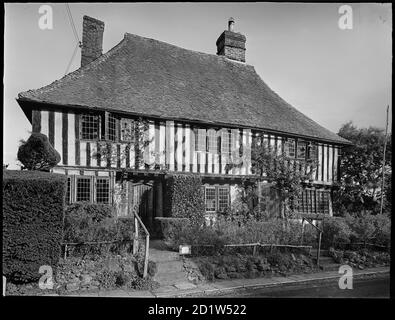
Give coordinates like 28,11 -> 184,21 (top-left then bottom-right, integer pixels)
154,273 -> 188,286
155,260 -> 185,274
149,248 -> 180,263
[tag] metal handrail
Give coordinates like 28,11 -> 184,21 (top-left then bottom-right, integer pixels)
302,217 -> 323,268
133,211 -> 150,278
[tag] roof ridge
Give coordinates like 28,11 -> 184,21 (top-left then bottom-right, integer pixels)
123,32 -> 255,69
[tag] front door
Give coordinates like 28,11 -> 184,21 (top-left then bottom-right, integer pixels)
128,182 -> 155,232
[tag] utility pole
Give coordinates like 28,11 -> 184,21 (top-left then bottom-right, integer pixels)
380,105 -> 389,215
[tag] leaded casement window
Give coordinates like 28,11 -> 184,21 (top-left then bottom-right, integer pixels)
120,118 -> 135,142
70,175 -> 111,204
66,177 -> 71,204
203,185 -> 230,213
295,189 -> 330,214
107,113 -> 118,142
296,141 -> 307,160
285,138 -> 296,158
221,130 -> 231,156
205,187 -> 216,212
307,142 -> 318,161
207,129 -> 218,154
96,178 -> 110,204
80,114 -> 101,140
76,177 -> 92,202
218,187 -> 230,212
196,129 -> 207,152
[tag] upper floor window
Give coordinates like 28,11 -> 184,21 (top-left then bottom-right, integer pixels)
107,114 -> 118,142
120,118 -> 135,142
307,142 -> 318,161
297,141 -> 307,160
196,129 -> 206,152
80,114 -> 100,140
285,138 -> 296,158
221,130 -> 230,155
207,129 -> 217,154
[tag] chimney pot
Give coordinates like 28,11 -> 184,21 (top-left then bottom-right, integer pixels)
228,17 -> 235,32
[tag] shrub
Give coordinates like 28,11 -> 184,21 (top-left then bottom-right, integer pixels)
164,174 -> 205,225
96,270 -> 116,289
63,202 -> 117,243
155,217 -> 190,243
346,213 -> 391,246
129,276 -> 160,290
2,170 -> 66,283
17,133 -> 61,171
322,217 -> 354,248
63,203 -> 135,256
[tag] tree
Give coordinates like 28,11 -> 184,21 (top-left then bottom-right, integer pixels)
334,122 -> 392,215
17,133 -> 61,171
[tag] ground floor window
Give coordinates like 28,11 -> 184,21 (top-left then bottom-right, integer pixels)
68,175 -> 111,204
66,177 -> 71,204
96,178 -> 110,203
76,177 -> 91,202
203,185 -> 230,213
296,188 -> 330,214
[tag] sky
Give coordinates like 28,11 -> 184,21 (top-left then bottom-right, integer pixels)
4,2 -> 392,169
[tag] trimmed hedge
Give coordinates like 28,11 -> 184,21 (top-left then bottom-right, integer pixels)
164,174 -> 205,225
3,170 -> 67,283
17,133 -> 61,171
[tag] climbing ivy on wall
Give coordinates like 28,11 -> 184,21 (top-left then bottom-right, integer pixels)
164,174 -> 205,225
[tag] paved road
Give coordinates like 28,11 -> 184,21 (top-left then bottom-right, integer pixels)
222,274 -> 390,298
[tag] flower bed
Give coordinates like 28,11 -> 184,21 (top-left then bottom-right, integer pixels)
328,248 -> 390,269
5,252 -> 158,295
192,250 -> 317,282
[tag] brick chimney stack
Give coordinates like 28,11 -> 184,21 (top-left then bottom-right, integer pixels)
216,18 -> 246,63
81,16 -> 104,67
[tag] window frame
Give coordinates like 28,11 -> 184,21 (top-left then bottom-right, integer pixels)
76,176 -> 93,202
66,177 -> 71,204
296,188 -> 330,214
285,138 -> 296,158
69,175 -> 112,204
203,185 -> 230,213
96,177 -> 110,204
207,129 -> 218,154
296,140 -> 307,160
120,118 -> 135,142
217,186 -> 230,212
196,129 -> 207,152
80,114 -> 101,141
107,113 -> 119,142
221,129 -> 231,156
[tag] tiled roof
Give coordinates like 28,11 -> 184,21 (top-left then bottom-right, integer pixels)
18,33 -> 350,145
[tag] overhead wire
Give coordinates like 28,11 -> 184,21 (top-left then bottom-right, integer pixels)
64,3 -> 82,75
